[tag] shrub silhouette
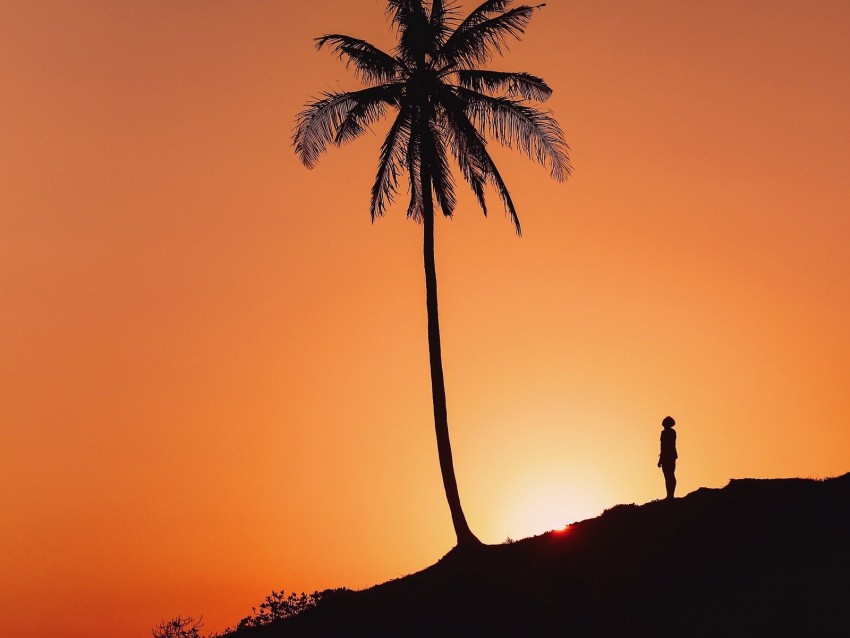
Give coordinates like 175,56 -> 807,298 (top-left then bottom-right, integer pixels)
237,590 -> 317,629
154,588 -> 351,636
152,615 -> 204,638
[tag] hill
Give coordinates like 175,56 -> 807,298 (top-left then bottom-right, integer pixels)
236,473 -> 850,637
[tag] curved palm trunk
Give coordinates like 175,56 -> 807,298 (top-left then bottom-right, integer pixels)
420,144 -> 481,549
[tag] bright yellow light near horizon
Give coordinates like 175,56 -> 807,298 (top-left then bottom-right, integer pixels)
500,483 -> 592,541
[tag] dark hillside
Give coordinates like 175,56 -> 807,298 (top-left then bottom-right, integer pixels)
238,473 -> 850,637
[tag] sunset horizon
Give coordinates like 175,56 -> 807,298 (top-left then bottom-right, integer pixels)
2,1 -> 849,636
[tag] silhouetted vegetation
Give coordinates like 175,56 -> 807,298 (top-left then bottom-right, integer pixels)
152,616 -> 204,638
235,589 -> 350,630
154,588 -> 351,638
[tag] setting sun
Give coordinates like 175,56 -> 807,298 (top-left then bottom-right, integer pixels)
499,481 -> 600,540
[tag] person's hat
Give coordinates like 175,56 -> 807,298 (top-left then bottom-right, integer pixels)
662,416 -> 676,428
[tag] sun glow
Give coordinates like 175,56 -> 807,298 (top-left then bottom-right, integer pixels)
500,484 -> 581,540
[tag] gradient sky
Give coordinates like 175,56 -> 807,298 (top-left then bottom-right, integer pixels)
2,1 -> 849,636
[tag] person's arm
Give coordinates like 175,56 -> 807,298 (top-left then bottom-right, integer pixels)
657,433 -> 662,467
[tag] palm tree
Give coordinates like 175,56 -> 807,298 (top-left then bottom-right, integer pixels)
293,0 -> 570,548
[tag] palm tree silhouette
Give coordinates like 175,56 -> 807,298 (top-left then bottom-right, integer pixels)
294,0 -> 570,548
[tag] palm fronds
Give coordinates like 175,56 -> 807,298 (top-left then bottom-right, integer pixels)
437,3 -> 544,68
294,0 -> 569,223
294,84 -> 403,168
456,86 -> 570,181
456,70 -> 552,102
371,107 -> 413,220
315,35 -> 405,84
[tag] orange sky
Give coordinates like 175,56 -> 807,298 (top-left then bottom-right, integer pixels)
2,1 -> 849,636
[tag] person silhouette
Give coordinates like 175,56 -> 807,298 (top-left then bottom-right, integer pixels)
657,416 -> 678,500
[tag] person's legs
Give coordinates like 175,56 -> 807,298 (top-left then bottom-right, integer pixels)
662,461 -> 676,500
